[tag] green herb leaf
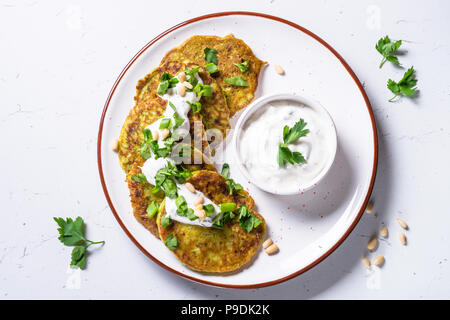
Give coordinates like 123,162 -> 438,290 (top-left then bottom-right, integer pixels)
203,204 -> 215,217
70,245 -> 87,269
220,163 -> 230,178
220,202 -> 236,213
205,63 -> 219,74
54,216 -> 104,269
173,112 -> 185,130
376,35 -> 402,68
159,118 -> 172,130
187,101 -> 202,113
278,118 -> 309,167
387,66 -> 418,102
54,217 -> 86,246
165,234 -> 178,250
204,48 -> 218,65
146,201 -> 159,218
220,163 -> 243,196
225,76 -> 249,87
233,61 -> 249,73
158,72 -> 179,95
161,214 -> 172,228
131,173 -> 148,183
185,67 -> 200,88
193,83 -> 212,98
283,118 -> 309,144
237,205 -> 262,232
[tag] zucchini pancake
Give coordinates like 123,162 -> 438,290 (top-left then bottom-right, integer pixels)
117,34 -> 266,273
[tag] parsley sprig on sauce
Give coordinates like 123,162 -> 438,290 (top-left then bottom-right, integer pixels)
278,118 -> 309,167
54,217 -> 105,269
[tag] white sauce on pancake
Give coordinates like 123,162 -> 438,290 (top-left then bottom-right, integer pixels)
140,71 -> 220,227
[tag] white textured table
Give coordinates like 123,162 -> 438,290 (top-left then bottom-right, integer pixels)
1,0 -> 449,299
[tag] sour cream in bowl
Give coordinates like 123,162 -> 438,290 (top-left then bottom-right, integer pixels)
233,93 -> 337,195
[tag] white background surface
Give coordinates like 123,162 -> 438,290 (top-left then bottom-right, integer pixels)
1,0 -> 449,299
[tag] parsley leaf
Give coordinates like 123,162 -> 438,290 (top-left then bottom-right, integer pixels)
387,66 -> 418,102
203,204 -> 215,217
146,201 -> 159,218
54,217 -> 86,246
204,63 -> 219,74
185,67 -> 200,88
131,173 -> 148,183
283,118 -> 310,144
219,202 -> 236,213
237,205 -> 262,232
220,163 -> 244,196
161,214 -> 172,228
204,48 -> 218,65
233,61 -> 249,73
225,76 -> 249,87
54,216 -> 104,269
165,234 -> 178,250
376,35 -> 402,68
158,72 -> 179,95
187,101 -> 202,113
193,83 -> 212,98
278,118 -> 309,167
71,246 -> 87,269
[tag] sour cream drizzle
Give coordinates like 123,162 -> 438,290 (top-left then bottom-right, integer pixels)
239,100 -> 335,194
140,71 -> 220,227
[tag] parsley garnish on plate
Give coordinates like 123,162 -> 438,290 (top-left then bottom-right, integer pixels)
165,234 -> 178,250
53,217 -> 105,269
131,173 -> 148,183
158,72 -> 179,95
278,118 -> 309,167
233,61 -> 249,73
387,66 -> 418,102
187,101 -> 202,113
237,205 -> 262,232
204,63 -> 219,74
204,48 -> 218,65
376,35 -> 402,68
220,163 -> 244,196
225,76 -> 249,87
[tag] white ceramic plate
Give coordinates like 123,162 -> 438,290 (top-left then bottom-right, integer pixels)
98,12 -> 377,288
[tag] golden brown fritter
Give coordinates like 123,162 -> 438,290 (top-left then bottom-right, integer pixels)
127,159 -> 216,238
118,61 -> 213,173
157,171 -> 265,273
161,34 -> 266,116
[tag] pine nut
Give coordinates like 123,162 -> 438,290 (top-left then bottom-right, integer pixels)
399,233 -> 407,245
152,130 -> 159,141
380,226 -> 388,238
396,218 -> 408,230
362,257 -> 371,269
265,243 -> 279,255
263,238 -> 273,249
160,128 -> 170,140
178,85 -> 186,97
365,201 -> 374,214
185,182 -> 195,193
274,64 -> 285,75
373,255 -> 385,267
193,196 -> 204,206
178,72 -> 186,83
367,237 -> 378,251
194,208 -> 206,220
183,81 -> 193,89
111,139 -> 119,152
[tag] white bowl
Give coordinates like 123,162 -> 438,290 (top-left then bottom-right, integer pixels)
232,93 -> 338,195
